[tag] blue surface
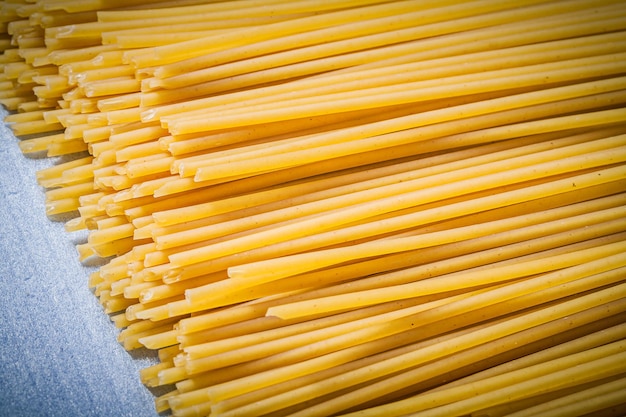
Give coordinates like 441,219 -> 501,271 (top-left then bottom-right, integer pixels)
0,109 -> 161,417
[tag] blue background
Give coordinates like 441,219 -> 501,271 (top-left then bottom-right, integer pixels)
0,109 -> 162,417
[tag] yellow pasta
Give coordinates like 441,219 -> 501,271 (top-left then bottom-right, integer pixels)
337,325 -> 626,417
2,0 -> 626,416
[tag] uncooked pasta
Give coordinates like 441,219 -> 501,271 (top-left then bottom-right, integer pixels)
1,0 -> 625,416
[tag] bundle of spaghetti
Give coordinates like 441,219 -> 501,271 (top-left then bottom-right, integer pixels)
2,0 -> 626,416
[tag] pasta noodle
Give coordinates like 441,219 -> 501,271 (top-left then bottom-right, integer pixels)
2,0 -> 626,416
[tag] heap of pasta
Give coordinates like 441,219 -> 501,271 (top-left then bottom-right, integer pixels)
2,0 -> 626,415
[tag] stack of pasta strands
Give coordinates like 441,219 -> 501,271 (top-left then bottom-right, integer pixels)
2,0 -> 626,415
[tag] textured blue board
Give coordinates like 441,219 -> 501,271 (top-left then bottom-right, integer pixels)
0,108 -> 161,417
